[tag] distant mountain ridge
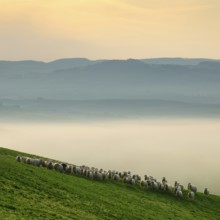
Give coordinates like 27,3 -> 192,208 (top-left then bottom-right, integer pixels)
0,58 -> 220,119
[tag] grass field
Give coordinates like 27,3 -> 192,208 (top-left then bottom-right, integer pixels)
0,147 -> 220,220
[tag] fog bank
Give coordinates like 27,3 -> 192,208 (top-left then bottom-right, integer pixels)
1,118 -> 219,195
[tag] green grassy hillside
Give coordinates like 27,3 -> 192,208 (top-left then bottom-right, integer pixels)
0,147 -> 220,220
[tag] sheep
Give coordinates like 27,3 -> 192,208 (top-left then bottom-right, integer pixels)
158,182 -> 164,190
129,178 -> 136,185
46,161 -> 53,169
25,157 -> 31,164
179,184 -> 184,191
73,166 -> 81,175
151,181 -> 159,190
21,156 -> 27,163
163,183 -> 172,192
140,180 -> 148,188
176,190 -> 183,198
188,183 -> 197,193
95,171 -> 103,181
61,163 -> 68,171
188,191 -> 195,199
123,176 -> 129,183
65,165 -> 73,174
30,158 -> 43,167
102,171 -> 109,180
162,177 -> 167,185
204,188 -> 210,195
113,174 -> 120,181
174,182 -> 184,193
42,160 -> 48,167
174,185 -> 183,194
174,181 -> 179,188
20,156 -> 30,164
88,171 -> 94,180
53,163 -> 64,173
16,155 -> 22,162
132,174 -> 141,181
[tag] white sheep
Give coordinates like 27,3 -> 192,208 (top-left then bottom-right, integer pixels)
163,183 -> 172,192
188,183 -> 197,193
42,160 -> 48,167
151,181 -> 159,190
74,166 -> 81,175
53,163 -> 64,173
30,158 -> 43,166
162,177 -> 167,185
88,171 -> 94,180
188,191 -> 195,199
204,188 -> 210,195
21,156 -> 27,163
95,171 -> 103,181
65,165 -> 73,174
123,176 -> 129,183
25,157 -> 31,164
113,174 -> 120,181
176,190 -> 183,198
16,155 -> 22,162
46,161 -> 53,169
174,182 -> 184,193
140,180 -> 148,188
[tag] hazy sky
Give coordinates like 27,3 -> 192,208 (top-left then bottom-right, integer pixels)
0,0 -> 220,61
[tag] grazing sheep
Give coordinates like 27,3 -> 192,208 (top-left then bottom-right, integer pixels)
144,175 -> 148,181
151,181 -> 159,190
132,174 -> 141,181
174,181 -> 184,193
188,191 -> 195,199
25,157 -> 31,164
30,158 -> 43,167
88,171 -> 94,180
61,163 -> 68,170
54,163 -> 64,173
65,165 -> 73,174
113,174 -> 120,181
130,178 -> 136,185
42,160 -> 48,167
162,177 -> 167,184
16,155 -> 22,162
16,155 -> 209,202
176,190 -> 183,198
140,180 -> 148,188
179,184 -> 184,191
46,161 -> 53,169
124,176 -> 132,184
73,166 -> 81,175
164,183 -> 172,192
188,183 -> 197,193
158,182 -> 164,190
204,188 -> 210,195
21,156 -> 27,163
95,171 -> 103,181
174,181 -> 179,188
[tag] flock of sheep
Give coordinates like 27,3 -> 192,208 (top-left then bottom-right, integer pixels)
16,155 -> 210,199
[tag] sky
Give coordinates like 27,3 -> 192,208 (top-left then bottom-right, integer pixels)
0,0 -> 220,61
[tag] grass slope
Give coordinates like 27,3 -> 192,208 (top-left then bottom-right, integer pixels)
0,147 -> 220,220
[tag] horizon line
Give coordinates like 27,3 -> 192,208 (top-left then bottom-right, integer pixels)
0,57 -> 220,63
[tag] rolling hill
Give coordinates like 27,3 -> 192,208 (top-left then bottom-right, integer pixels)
0,147 -> 220,219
